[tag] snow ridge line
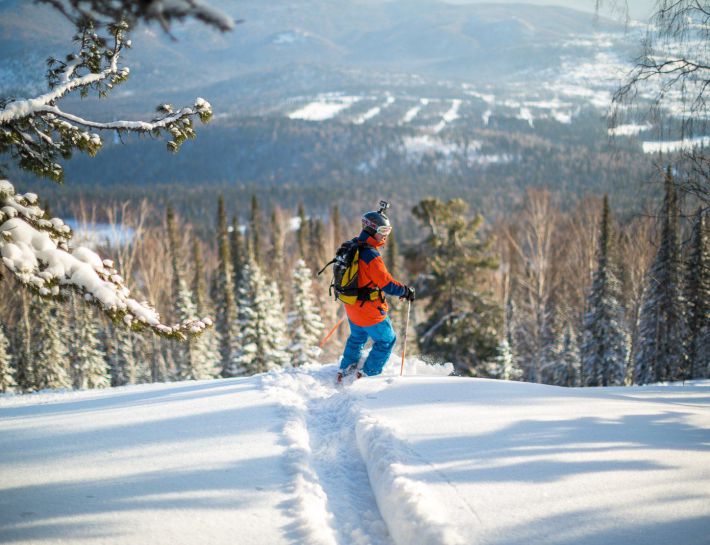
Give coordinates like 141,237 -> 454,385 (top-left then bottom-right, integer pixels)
355,409 -> 466,545
262,369 -> 339,545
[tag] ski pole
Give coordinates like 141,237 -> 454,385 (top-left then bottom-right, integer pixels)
400,299 -> 411,376
320,316 -> 345,349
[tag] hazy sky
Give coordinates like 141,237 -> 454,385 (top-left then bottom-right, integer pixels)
443,0 -> 655,21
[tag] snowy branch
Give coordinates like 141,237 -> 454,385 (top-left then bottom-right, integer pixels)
0,19 -> 213,182
0,180 -> 212,340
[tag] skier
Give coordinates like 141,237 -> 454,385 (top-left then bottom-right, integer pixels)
337,204 -> 415,382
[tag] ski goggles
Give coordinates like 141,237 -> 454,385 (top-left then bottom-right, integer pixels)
375,225 -> 392,236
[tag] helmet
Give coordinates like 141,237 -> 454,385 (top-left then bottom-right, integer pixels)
362,210 -> 392,236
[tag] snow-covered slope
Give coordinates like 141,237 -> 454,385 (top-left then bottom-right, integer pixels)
1,357 -> 708,545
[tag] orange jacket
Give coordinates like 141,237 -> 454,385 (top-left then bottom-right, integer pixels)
345,231 -> 407,327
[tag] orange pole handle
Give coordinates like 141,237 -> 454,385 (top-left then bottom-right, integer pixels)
319,316 -> 345,349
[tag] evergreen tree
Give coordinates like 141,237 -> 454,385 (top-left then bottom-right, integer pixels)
192,237 -> 220,378
581,195 -> 629,387
108,325 -> 137,386
410,198 -> 501,376
332,204 -> 342,249
488,339 -> 523,381
32,297 -> 71,390
685,207 -> 710,379
308,217 -> 326,273
634,172 -> 688,384
557,323 -> 581,387
540,304 -> 564,384
69,296 -> 109,389
235,259 -> 289,374
269,209 -> 284,281
0,323 -> 17,393
288,259 -> 325,366
230,216 -> 245,291
297,203 -> 309,258
15,292 -> 34,391
250,194 -> 262,266
213,196 -> 240,377
167,207 -> 213,381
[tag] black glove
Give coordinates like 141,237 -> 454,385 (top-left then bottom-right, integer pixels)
400,285 -> 416,302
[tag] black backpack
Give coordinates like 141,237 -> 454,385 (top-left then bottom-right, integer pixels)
318,238 -> 381,305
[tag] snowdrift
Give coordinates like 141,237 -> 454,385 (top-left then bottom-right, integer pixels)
1,356 -> 708,545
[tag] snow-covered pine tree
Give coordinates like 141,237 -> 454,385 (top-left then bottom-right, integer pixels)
269,209 -> 285,282
297,203 -> 309,258
0,323 -> 17,392
634,171 -> 688,384
264,280 -> 291,369
69,295 -> 110,389
234,259 -> 289,374
540,304 -> 564,384
14,292 -> 35,392
557,323 -> 581,387
250,195 -> 262,267
488,339 -> 523,381
287,259 -> 324,366
213,196 -> 240,377
108,325 -> 138,386
230,216 -> 245,291
581,195 -> 629,387
166,207 -> 213,380
31,297 -> 71,390
192,237 -> 220,379
685,207 -> 709,379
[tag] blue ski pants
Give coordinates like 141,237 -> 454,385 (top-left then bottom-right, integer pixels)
339,317 -> 397,376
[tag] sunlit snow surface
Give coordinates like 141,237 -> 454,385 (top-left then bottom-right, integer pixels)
1,356 -> 708,545
289,94 -> 360,121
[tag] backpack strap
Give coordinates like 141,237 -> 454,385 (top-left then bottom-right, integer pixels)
317,259 -> 335,276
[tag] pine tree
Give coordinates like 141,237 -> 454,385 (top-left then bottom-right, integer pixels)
32,297 -> 71,390
108,325 -> 138,386
15,292 -> 34,391
685,207 -> 709,379
557,323 -> 581,387
192,237 -> 220,379
234,259 -> 289,374
288,259 -> 325,366
410,198 -> 501,376
308,218 -> 326,273
250,195 -> 261,266
332,204 -> 342,250
69,296 -> 109,389
269,209 -> 284,281
214,196 -> 240,377
297,203 -> 309,258
167,207 -> 213,381
488,339 -> 523,381
0,323 -> 17,393
231,216 -> 245,290
634,171 -> 688,384
581,195 -> 629,387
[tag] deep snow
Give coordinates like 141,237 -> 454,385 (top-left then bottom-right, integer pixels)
1,356 -> 708,545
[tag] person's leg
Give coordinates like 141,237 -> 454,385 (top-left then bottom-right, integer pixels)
339,320 -> 369,372
361,317 -> 397,376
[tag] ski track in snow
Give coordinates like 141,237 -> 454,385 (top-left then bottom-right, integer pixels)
263,366 -> 394,545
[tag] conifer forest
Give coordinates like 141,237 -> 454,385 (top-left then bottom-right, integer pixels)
0,0 -> 708,395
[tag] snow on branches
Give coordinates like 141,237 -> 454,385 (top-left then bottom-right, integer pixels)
0,179 -> 212,340
0,19 -> 213,183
